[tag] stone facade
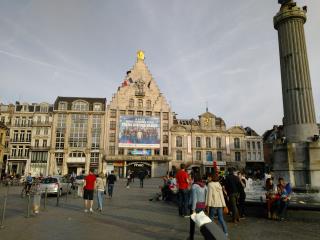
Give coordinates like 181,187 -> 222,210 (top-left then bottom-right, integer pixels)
273,1 -> 320,188
104,51 -> 173,177
0,121 -> 8,178
0,102 -> 52,176
48,97 -> 107,176
0,51 -> 265,177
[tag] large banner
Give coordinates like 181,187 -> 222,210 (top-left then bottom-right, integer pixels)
119,116 -> 160,148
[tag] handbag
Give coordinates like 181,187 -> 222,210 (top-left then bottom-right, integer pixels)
196,202 -> 206,210
104,190 -> 107,195
223,206 -> 229,215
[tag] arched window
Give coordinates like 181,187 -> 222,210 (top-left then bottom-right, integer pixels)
72,101 -> 89,111
176,136 -> 182,147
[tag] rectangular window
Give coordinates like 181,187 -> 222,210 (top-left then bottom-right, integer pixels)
91,129 -> 101,150
118,148 -> 124,155
176,136 -> 182,147
146,111 -> 152,116
55,152 -> 64,165
24,147 -> 30,157
154,149 -> 160,155
109,132 -> 116,142
110,109 -> 117,118
206,137 -> 211,148
163,135 -> 168,143
247,152 -> 251,161
247,142 -> 250,149
257,142 -> 261,150
128,110 -> 134,115
109,146 -> 115,155
55,130 -> 65,149
196,137 -> 201,148
137,111 -> 143,116
20,130 -> 25,142
217,151 -> 222,161
163,147 -> 168,156
163,123 -> 169,131
163,112 -> 169,120
235,152 -> 241,161
252,142 -> 256,150
92,115 -> 102,129
176,150 -> 182,161
234,138 -> 240,149
155,112 -> 160,117
26,131 -> 32,142
258,152 -> 261,160
90,152 -> 99,163
36,128 -> 41,135
44,128 -> 48,135
196,151 -> 202,161
110,121 -> 116,130
206,151 -> 213,162
43,140 -> 47,147
35,139 -> 39,147
120,110 -> 126,115
11,146 -> 17,157
69,114 -> 88,148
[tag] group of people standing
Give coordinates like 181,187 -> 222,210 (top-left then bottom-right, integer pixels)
83,169 -> 117,213
175,164 -> 248,239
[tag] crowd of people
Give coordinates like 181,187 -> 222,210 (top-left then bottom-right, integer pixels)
160,164 -> 292,239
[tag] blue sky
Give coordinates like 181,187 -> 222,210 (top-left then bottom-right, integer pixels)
0,0 -> 319,134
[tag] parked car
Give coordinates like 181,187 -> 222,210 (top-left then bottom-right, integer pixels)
39,176 -> 71,195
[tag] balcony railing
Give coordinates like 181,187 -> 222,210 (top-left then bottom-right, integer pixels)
30,146 -> 50,151
8,155 -> 29,160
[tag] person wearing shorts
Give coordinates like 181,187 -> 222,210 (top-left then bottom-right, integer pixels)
83,169 -> 96,213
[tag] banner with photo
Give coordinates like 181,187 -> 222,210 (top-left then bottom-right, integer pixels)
119,116 -> 160,148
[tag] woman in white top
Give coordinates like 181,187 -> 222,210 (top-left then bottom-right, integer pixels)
206,175 -> 228,237
96,172 -> 106,212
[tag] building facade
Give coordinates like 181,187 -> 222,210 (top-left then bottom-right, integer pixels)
104,51 -> 173,177
0,102 -> 52,176
0,121 -> 8,178
48,97 -> 106,176
0,51 -> 265,177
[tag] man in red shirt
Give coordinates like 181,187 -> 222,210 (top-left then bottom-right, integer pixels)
176,163 -> 190,217
83,169 -> 96,213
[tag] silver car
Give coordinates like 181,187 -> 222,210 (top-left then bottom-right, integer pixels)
40,176 -> 71,195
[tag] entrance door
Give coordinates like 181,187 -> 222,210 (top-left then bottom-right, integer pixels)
127,162 -> 151,177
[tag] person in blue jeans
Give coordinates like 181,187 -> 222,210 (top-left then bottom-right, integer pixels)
96,173 -> 105,212
107,171 -> 117,198
206,175 -> 228,237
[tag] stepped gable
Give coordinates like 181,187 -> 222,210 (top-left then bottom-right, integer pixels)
109,51 -> 170,111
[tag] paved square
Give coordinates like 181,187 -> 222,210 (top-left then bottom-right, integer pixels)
0,179 -> 319,240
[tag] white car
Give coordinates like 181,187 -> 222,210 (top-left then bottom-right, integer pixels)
39,176 -> 71,195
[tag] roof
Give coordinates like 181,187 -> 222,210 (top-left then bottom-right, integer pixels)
54,96 -> 106,111
244,127 -> 259,136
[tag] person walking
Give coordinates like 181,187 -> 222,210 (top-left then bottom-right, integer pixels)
189,174 -> 207,240
206,175 -> 228,237
107,171 -> 117,198
176,163 -> 190,217
224,168 -> 242,223
126,170 -> 131,189
83,169 -> 96,213
25,173 -> 33,194
96,172 -> 105,212
138,169 -> 146,188
238,172 -> 246,219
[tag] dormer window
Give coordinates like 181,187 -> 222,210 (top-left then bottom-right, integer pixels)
72,101 -> 89,111
58,102 -> 67,110
93,103 -> 102,111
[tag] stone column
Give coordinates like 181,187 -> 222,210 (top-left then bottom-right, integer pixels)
274,1 -> 318,142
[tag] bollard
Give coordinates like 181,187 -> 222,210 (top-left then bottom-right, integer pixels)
43,188 -> 48,211
56,188 -> 60,207
26,193 -> 31,218
0,185 -> 9,229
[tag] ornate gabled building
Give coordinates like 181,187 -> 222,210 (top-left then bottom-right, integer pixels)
104,51 -> 173,177
171,111 -> 250,174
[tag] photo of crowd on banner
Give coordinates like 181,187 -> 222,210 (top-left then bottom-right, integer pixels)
119,116 -> 160,147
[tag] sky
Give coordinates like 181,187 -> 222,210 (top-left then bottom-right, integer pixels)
0,0 -> 319,135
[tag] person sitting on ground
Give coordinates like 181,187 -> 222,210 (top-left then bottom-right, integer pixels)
275,177 -> 291,221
